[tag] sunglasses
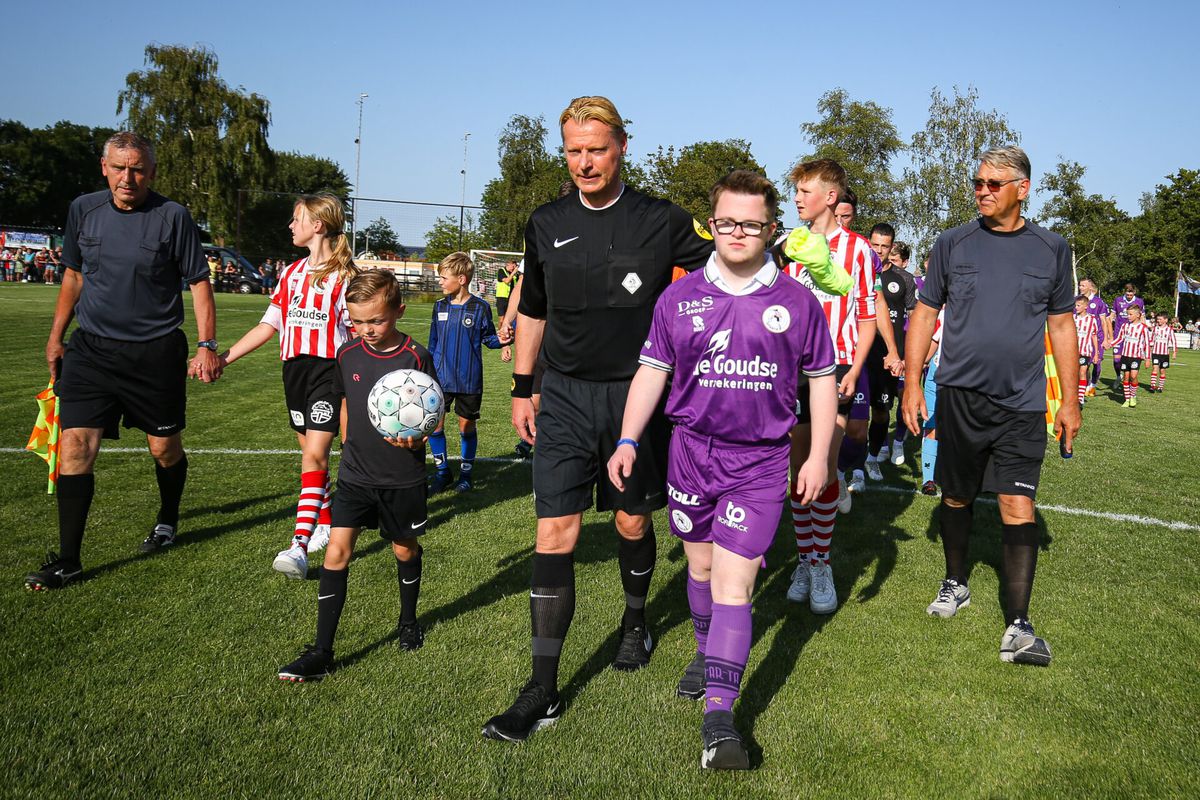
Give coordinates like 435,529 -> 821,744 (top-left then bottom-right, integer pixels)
971,177 -> 1022,192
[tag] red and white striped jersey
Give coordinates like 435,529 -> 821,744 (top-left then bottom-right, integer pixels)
784,226 -> 876,366
1115,321 -> 1152,360
1075,313 -> 1099,358
260,257 -> 353,360
1151,324 -> 1177,355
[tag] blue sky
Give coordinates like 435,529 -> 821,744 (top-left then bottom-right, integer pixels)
4,0 -> 1196,236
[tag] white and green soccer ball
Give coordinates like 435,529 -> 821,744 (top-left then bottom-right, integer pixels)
366,369 -> 444,440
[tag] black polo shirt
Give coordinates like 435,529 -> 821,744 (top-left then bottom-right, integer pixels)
62,190 -> 208,341
518,186 -> 713,381
871,263 -> 918,357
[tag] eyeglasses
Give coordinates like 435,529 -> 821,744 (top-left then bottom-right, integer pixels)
971,177 -> 1022,192
712,218 -> 769,236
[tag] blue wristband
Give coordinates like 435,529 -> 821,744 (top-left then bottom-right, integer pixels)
616,438 -> 639,449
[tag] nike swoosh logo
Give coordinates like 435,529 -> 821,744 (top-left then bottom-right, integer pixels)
410,520 -> 426,529
545,702 -> 561,715
318,593 -> 336,600
402,578 -> 419,585
553,236 -> 579,248
530,592 -> 558,599
630,567 -> 652,576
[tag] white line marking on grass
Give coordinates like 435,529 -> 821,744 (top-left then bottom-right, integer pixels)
864,484 -> 1200,531
4,447 -> 1195,530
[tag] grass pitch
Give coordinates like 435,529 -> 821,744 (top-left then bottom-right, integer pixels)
1,285 -> 1197,799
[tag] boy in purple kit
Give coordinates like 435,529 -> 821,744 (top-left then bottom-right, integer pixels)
1077,278 -> 1109,394
1109,283 -> 1144,385
607,171 -> 838,770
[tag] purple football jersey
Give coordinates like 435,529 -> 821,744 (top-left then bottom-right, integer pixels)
1085,294 -> 1108,346
640,257 -> 836,445
1112,294 -> 1144,336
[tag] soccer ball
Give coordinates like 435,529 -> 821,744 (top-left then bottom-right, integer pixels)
366,369 -> 444,440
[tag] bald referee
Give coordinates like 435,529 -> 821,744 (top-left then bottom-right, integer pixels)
25,132 -> 219,591
482,96 -> 714,741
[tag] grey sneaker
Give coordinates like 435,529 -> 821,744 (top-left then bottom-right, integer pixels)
847,469 -> 866,494
808,560 -> 837,614
786,562 -> 811,603
865,456 -> 883,482
926,579 -> 971,618
837,476 -> 852,514
1000,618 -> 1052,666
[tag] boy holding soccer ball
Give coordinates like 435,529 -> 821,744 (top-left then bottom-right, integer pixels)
278,270 -> 440,682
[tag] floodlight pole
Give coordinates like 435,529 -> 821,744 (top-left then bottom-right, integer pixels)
352,92 -> 369,254
459,132 -> 470,250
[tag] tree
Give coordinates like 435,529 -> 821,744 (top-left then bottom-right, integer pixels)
642,139 -> 766,224
0,120 -> 113,227
900,86 -> 1021,257
479,114 -> 570,251
1128,169 -> 1200,309
425,212 -> 488,263
1037,159 -> 1131,292
357,217 -> 400,256
237,151 -> 350,262
118,44 -> 271,244
790,88 -> 904,234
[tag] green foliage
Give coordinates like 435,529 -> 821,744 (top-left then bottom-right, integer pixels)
642,139 -> 766,224
900,86 -> 1020,257
118,44 -> 272,244
237,151 -> 350,263
357,217 -> 401,257
1037,160 -> 1131,293
479,115 -> 570,251
791,89 -> 904,234
425,212 -> 488,263
1128,169 -> 1200,310
0,120 -> 114,227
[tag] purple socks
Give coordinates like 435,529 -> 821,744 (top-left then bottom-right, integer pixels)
704,602 -> 752,714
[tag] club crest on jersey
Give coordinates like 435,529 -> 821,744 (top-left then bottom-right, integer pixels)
463,315 -> 473,327
671,509 -> 694,534
888,281 -> 900,294
677,296 -> 714,316
762,305 -> 791,333
643,339 -> 653,350
309,400 -> 334,424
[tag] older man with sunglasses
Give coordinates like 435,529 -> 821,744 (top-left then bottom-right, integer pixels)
902,146 -> 1080,667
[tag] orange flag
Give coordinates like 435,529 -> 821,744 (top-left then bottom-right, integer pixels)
25,381 -> 60,494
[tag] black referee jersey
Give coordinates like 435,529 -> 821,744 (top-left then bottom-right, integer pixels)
518,186 -> 713,382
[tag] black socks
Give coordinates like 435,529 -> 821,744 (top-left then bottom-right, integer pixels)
155,455 -> 188,528
940,502 -> 973,585
1002,523 -> 1039,621
396,549 -> 423,624
530,552 -> 575,694
56,473 -> 95,565
618,525 -> 656,630
315,566 -> 349,653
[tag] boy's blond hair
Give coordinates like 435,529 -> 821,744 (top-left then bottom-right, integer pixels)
438,251 -> 474,281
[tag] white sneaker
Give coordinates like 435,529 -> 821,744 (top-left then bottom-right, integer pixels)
307,524 -> 330,553
786,562 -> 810,603
890,441 -> 905,466
273,544 -> 308,579
808,561 -> 837,614
876,444 -> 890,461
847,470 -> 866,494
837,476 -> 852,514
865,456 -> 883,482
926,579 -> 970,618
1000,618 -> 1052,666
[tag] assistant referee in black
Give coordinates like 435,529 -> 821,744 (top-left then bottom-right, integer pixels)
25,132 -> 219,591
482,96 -> 713,741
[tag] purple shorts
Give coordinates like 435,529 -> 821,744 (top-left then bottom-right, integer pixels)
666,427 -> 788,561
848,367 -> 870,421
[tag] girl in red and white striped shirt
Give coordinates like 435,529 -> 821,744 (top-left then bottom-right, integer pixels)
1149,312 -> 1177,393
1111,305 -> 1151,407
220,194 -> 359,577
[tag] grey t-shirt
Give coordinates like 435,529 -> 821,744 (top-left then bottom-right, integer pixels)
62,190 -> 208,340
919,218 -> 1073,412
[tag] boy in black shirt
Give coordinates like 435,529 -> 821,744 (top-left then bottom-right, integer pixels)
278,271 -> 438,681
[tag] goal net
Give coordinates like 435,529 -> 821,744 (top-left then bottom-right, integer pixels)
469,249 -> 523,302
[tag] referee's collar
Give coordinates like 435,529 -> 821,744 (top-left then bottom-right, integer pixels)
578,183 -> 625,211
703,254 -> 778,296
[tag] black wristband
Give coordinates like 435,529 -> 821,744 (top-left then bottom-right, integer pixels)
511,373 -> 534,399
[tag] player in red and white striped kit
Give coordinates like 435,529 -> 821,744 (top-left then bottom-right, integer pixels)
1111,304 -> 1151,407
1149,312 -> 1177,393
219,194 -> 359,577
780,159 -> 876,614
1073,295 -> 1099,407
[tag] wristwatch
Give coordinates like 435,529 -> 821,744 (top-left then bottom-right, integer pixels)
197,339 -> 218,352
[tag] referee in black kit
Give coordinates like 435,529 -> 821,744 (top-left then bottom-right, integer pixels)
25,132 -> 219,591
482,96 -> 714,741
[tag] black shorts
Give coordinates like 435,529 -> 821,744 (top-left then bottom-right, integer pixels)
935,385 -> 1047,501
796,364 -> 855,424
56,329 -> 187,438
443,393 -> 482,421
1151,354 -> 1170,368
330,479 -> 428,541
282,356 -> 340,434
533,368 -> 668,517
866,351 -> 899,411
1119,356 -> 1142,373
496,297 -> 510,318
